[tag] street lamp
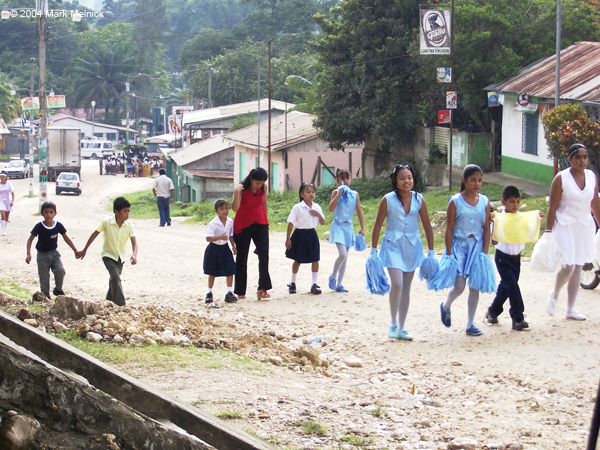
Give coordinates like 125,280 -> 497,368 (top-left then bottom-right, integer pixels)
125,73 -> 151,145
91,101 -> 96,138
207,64 -> 219,108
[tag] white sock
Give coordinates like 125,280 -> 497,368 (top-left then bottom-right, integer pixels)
312,272 -> 318,284
1,220 -> 5,233
207,288 -> 212,293
291,272 -> 297,283
227,286 -> 232,293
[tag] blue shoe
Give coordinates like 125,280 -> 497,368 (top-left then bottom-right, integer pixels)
466,325 -> 483,336
388,325 -> 399,338
328,276 -> 336,291
398,330 -> 413,341
336,285 -> 348,292
440,303 -> 451,328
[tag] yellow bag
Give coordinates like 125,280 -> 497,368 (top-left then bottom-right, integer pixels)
492,211 -> 541,244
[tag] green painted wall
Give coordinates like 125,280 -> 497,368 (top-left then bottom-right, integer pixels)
502,155 -> 553,185
471,134 -> 491,168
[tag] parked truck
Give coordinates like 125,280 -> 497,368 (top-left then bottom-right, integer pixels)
47,127 -> 81,181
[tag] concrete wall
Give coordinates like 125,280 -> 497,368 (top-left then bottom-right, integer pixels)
234,144 -> 285,192
501,99 -> 554,184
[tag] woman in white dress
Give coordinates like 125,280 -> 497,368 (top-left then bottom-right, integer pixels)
0,171 -> 15,236
545,143 -> 600,320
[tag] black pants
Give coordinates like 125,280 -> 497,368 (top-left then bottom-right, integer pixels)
234,223 -> 272,295
489,250 -> 524,320
102,257 -> 126,306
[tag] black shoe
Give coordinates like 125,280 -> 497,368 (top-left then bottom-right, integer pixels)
310,283 -> 322,295
53,288 -> 65,296
288,282 -> 297,294
512,318 -> 529,331
167,221 -> 171,226
485,308 -> 498,324
205,292 -> 213,304
224,292 -> 238,303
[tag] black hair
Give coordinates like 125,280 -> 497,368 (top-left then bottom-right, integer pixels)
336,169 -> 350,182
390,164 -> 418,204
214,199 -> 229,211
460,164 -> 483,192
568,143 -> 588,158
241,167 -> 268,190
40,201 -> 56,214
113,196 -> 131,212
502,185 -> 521,201
159,168 -> 166,175
298,182 -> 315,201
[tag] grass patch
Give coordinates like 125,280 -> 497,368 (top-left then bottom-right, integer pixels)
339,433 -> 375,447
216,409 -> 243,420
298,418 -> 328,436
0,278 -> 34,300
368,403 -> 386,418
54,329 -> 266,373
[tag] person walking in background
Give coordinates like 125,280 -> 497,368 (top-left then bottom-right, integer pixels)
77,197 -> 138,306
232,167 -> 272,300
0,171 -> 15,236
204,199 -> 237,307
153,168 -> 174,227
26,201 -> 79,299
285,183 -> 326,295
371,164 -> 435,341
545,143 -> 600,321
328,169 -> 365,293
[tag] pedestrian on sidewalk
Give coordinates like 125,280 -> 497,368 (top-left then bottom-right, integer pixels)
153,168 -> 174,227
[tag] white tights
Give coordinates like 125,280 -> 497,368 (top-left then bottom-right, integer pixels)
443,275 -> 480,328
388,269 -> 415,331
331,243 -> 348,285
552,264 -> 582,313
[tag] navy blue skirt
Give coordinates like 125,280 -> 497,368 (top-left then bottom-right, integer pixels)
285,228 -> 320,263
203,242 -> 236,277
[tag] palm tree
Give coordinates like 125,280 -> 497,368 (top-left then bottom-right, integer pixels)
0,73 -> 20,123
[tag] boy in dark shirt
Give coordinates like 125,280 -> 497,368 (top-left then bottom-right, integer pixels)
26,201 -> 79,299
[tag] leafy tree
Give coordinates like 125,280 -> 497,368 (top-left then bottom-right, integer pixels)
313,0 -> 421,151
179,29 -> 240,69
0,73 -> 20,123
229,113 -> 257,131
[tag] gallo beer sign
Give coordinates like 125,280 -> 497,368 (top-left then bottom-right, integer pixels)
420,9 -> 451,55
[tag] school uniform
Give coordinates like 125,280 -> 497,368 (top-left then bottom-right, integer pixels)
329,187 -> 358,247
285,200 -> 323,263
379,191 -> 425,272
203,216 -> 236,277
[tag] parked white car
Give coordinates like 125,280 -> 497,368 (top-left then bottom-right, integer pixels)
5,159 -> 30,178
55,172 -> 82,195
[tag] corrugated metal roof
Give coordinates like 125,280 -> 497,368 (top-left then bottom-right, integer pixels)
486,41 -> 600,103
225,111 -> 317,150
169,134 -> 232,166
182,98 -> 292,127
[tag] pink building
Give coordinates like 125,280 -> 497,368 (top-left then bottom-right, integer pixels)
225,111 -> 363,191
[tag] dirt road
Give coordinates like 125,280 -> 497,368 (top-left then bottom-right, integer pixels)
1,161 -> 600,449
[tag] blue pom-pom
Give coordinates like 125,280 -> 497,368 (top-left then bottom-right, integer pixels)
355,233 -> 366,252
427,253 -> 458,291
337,184 -> 356,206
468,252 -> 497,293
419,254 -> 439,281
365,253 -> 390,295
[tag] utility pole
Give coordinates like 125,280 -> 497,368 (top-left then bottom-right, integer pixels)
555,0 -> 561,108
257,61 -> 261,155
267,41 -> 272,192
448,0 -> 455,192
38,0 -> 48,204
28,57 -> 35,197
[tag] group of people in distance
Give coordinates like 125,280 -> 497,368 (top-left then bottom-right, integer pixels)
22,143 -> 599,339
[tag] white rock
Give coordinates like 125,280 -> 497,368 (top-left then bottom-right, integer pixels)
448,438 -> 479,450
129,333 -> 144,343
343,356 -> 363,368
53,321 -> 68,332
113,334 -> 125,343
86,332 -> 103,342
24,319 -> 38,327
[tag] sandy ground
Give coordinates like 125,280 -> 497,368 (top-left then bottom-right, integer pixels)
2,160 -> 600,449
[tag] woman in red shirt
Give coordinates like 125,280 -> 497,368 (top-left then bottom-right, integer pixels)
232,168 -> 272,299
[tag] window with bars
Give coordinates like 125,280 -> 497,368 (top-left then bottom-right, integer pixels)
521,113 -> 538,155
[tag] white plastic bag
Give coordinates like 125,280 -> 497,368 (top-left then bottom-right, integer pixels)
530,232 -> 567,272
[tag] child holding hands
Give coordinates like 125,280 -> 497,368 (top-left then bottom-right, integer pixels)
26,201 -> 79,299
286,183 -> 326,295
204,199 -> 237,306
